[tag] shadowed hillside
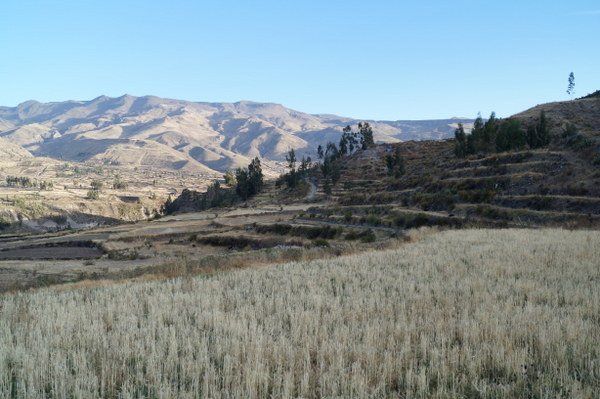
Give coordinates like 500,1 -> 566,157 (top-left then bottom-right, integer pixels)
513,91 -> 600,136
294,94 -> 600,229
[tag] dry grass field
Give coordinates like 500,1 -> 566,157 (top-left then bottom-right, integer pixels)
1,228 -> 598,398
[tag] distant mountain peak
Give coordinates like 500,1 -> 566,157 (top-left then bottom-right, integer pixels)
17,99 -> 40,107
0,95 -> 471,174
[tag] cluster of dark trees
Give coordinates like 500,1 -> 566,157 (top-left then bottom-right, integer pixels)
454,110 -> 550,158
279,122 -> 376,193
318,122 -> 376,192
112,178 -> 128,190
234,157 -> 264,200
90,180 -> 103,190
6,176 -> 54,190
86,180 -> 104,199
318,142 -> 343,188
281,149 -> 312,189
162,157 -> 264,214
338,122 -> 375,155
164,122 -> 379,213
6,176 -> 33,187
318,122 -> 375,160
385,146 -> 405,178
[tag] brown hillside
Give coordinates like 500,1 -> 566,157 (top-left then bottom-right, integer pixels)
513,95 -> 600,136
0,96 -> 598,291
0,95 -> 473,175
307,102 -> 600,229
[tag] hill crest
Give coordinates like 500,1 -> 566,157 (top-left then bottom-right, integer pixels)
0,95 -> 473,174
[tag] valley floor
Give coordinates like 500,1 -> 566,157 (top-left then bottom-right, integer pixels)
0,202 -> 330,291
1,228 -> 598,398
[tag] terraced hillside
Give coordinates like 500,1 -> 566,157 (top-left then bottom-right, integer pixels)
303,136 -> 600,229
1,95 -> 598,292
0,198 -> 400,291
0,154 -> 215,232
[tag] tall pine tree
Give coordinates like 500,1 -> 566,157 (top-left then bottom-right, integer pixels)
454,123 -> 468,158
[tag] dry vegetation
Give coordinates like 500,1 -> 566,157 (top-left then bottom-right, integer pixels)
0,155 -> 217,231
0,202 -> 348,291
318,137 -> 600,231
1,228 -> 598,398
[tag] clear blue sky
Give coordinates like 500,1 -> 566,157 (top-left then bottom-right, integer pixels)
1,0 -> 599,120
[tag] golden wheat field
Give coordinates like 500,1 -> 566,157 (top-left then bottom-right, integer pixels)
1,228 -> 599,398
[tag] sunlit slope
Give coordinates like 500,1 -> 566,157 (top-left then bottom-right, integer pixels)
0,95 -> 472,173
1,228 -> 598,398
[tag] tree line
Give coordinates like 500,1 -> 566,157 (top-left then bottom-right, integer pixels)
162,157 -> 264,215
6,176 -> 54,190
276,122 -> 391,195
454,110 -> 550,158
281,148 -> 312,189
162,122 -> 387,213
277,122 -> 376,194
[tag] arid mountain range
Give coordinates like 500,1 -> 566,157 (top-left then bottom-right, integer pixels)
0,95 -> 473,174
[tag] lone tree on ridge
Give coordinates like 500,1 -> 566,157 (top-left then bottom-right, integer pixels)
567,72 -> 575,99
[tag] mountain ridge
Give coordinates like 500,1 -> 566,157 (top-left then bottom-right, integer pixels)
0,95 -> 474,175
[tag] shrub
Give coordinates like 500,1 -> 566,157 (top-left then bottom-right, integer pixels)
107,250 -> 139,260
538,186 -> 550,195
458,189 -> 496,203
344,231 -> 359,240
412,213 -> 430,228
311,239 -> 330,247
562,123 -> 578,139
298,225 -> 341,240
474,205 -> 507,219
0,217 -> 11,230
90,180 -> 103,190
413,191 -> 455,211
359,229 -> 376,243
366,214 -> 381,226
255,224 -> 293,235
566,134 -> 593,149
529,196 -> 552,211
366,193 -> 397,204
338,194 -> 367,206
113,180 -> 128,190
343,211 -> 353,223
566,185 -> 589,196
